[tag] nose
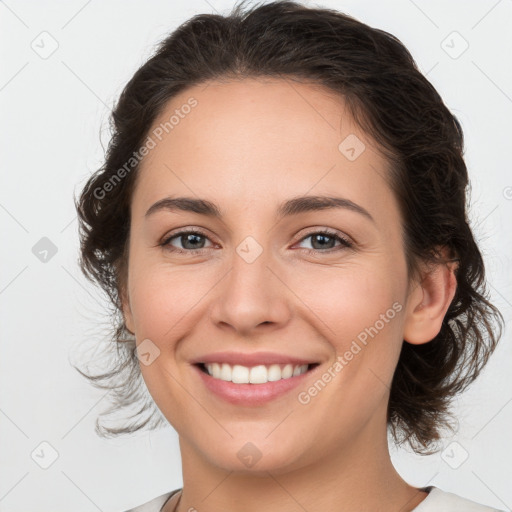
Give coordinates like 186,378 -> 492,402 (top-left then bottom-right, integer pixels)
208,246 -> 292,336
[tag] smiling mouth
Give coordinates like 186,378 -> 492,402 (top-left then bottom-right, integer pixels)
195,362 -> 320,384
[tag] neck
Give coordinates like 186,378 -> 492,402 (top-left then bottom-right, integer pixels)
171,406 -> 428,512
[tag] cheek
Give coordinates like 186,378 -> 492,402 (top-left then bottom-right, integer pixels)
128,260 -> 214,340
304,263 -> 401,329
296,263 -> 405,369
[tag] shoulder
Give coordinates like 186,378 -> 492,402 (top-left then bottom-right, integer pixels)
121,488 -> 182,512
413,486 -> 506,512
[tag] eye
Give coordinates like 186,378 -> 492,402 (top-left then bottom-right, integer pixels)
160,229 -> 213,255
160,227 -> 353,255
294,229 -> 353,253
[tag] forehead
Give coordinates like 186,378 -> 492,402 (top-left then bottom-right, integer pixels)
133,78 -> 397,226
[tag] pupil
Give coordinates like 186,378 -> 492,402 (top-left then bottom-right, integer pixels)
180,233 -> 335,251
312,234 -> 333,249
184,234 -> 204,249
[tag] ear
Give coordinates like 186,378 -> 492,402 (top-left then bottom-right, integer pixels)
122,295 -> 135,335
119,280 -> 135,335
403,248 -> 458,345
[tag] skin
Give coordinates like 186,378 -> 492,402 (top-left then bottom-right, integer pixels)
122,78 -> 457,512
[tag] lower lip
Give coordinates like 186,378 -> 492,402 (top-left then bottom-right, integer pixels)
193,364 -> 318,406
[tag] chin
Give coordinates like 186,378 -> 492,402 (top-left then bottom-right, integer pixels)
198,435 -> 312,475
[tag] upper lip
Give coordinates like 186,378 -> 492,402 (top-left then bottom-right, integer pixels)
192,351 -> 319,367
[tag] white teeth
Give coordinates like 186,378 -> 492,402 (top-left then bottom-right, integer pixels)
267,364 -> 282,382
232,365 -> 249,383
282,364 -> 293,379
220,363 -> 231,381
204,362 -> 309,383
249,365 -> 267,384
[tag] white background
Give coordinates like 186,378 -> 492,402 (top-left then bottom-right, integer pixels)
0,0 -> 511,511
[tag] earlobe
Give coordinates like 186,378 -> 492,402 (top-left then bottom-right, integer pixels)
403,256 -> 458,345
123,304 -> 135,335
120,287 -> 135,335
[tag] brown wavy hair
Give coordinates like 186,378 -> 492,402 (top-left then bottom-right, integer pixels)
73,0 -> 504,454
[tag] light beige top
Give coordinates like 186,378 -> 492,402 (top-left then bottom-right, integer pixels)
123,486 -> 506,511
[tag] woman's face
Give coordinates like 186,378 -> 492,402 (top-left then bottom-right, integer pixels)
123,78 -> 421,473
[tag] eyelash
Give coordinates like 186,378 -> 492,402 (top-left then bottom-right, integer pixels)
160,228 -> 353,255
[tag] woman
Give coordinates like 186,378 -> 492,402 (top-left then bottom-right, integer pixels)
74,1 -> 505,511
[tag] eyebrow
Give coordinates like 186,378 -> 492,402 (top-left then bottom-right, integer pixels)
145,195 -> 375,223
